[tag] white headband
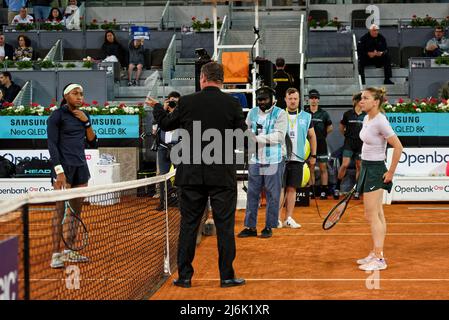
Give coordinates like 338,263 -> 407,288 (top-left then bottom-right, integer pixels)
64,84 -> 83,95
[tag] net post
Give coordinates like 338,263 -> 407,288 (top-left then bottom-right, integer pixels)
163,178 -> 171,275
22,204 -> 31,300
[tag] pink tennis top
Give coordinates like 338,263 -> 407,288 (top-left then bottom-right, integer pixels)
359,112 -> 396,161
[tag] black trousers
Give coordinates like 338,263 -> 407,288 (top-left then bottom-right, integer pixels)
358,53 -> 392,83
177,184 -> 237,281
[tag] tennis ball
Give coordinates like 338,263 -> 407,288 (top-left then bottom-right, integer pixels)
304,139 -> 310,160
302,163 -> 310,187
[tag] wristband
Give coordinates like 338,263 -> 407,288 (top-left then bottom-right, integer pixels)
54,165 -> 64,175
310,155 -> 317,158
84,121 -> 91,128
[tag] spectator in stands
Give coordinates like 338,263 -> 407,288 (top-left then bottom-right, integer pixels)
305,89 -> 333,200
31,0 -> 52,22
11,6 -> 34,25
272,57 -> 294,110
101,30 -> 126,67
0,33 -> 15,61
357,24 -> 394,85
127,38 -> 145,86
5,0 -> 26,25
47,7 -> 64,23
0,88 -> 6,109
14,34 -> 33,61
0,71 -> 22,102
425,26 -> 449,57
64,0 -> 78,18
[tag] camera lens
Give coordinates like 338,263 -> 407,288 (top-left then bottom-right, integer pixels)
168,101 -> 177,108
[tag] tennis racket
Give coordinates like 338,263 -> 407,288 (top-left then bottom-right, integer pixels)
61,200 -> 88,251
322,184 -> 357,230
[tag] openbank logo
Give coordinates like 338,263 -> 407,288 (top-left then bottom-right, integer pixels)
0,186 -> 53,195
399,151 -> 449,167
395,185 -> 449,194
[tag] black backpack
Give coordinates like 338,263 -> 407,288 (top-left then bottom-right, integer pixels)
0,156 -> 16,178
15,158 -> 52,178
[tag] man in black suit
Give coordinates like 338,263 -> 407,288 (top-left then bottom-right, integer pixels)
150,62 -> 247,288
0,33 -> 14,61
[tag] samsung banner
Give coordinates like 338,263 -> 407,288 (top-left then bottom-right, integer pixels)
0,115 -> 140,139
0,237 -> 19,300
386,113 -> 449,136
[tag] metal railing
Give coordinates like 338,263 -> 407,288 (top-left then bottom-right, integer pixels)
159,1 -> 171,30
212,15 -> 229,62
66,1 -> 85,31
44,39 -> 63,62
352,33 -> 363,90
162,34 -> 177,86
12,81 -> 33,107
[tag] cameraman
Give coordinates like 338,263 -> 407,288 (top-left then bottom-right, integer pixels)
147,91 -> 181,211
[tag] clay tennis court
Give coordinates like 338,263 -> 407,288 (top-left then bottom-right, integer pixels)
151,200 -> 449,300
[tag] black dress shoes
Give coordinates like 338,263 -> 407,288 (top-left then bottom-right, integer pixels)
220,278 -> 246,288
173,279 -> 191,288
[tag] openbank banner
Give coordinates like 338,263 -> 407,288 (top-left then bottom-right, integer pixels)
386,113 -> 449,136
0,178 -> 54,200
386,147 -> 449,176
0,149 -> 99,171
0,115 -> 140,139
389,177 -> 449,202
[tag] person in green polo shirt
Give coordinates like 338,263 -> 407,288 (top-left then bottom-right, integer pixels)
306,89 -> 333,199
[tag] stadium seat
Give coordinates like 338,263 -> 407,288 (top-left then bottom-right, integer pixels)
150,48 -> 167,69
388,46 -> 400,67
63,48 -> 86,61
222,51 -> 250,84
351,10 -> 370,28
85,48 -> 103,61
309,10 -> 328,22
144,49 -> 151,69
400,46 -> 424,68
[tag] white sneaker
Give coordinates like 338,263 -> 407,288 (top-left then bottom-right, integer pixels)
50,253 -> 64,269
283,217 -> 301,229
62,250 -> 89,263
356,252 -> 376,265
359,258 -> 387,271
277,220 -> 283,228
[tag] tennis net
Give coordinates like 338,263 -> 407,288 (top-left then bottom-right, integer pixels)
0,171 -> 199,300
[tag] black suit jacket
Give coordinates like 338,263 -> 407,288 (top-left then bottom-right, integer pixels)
357,33 -> 388,59
153,86 -> 247,187
3,43 -> 14,61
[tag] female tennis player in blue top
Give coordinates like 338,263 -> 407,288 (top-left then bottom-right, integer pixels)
48,83 -> 98,268
356,87 -> 403,271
